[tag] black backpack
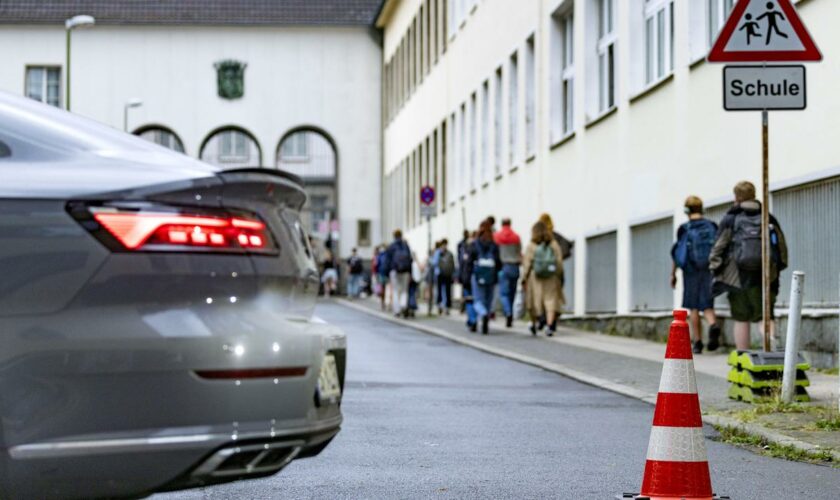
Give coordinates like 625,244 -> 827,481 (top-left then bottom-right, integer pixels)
438,250 -> 455,279
349,256 -> 363,274
392,242 -> 412,273
732,213 -> 762,272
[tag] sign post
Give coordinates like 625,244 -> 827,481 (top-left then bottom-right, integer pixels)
420,185 -> 436,315
709,0 -> 821,352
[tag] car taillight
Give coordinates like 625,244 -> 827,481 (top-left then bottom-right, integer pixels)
69,203 -> 277,254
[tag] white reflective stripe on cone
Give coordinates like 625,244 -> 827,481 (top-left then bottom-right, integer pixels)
646,426 -> 708,462
658,359 -> 698,394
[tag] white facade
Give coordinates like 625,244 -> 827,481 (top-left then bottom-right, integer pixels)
0,24 -> 382,259
379,0 -> 840,314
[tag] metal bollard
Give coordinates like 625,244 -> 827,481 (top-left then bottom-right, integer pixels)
781,272 -> 805,404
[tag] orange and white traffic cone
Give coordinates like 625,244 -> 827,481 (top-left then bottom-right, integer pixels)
618,310 -> 728,500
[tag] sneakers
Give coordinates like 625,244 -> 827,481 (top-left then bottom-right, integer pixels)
468,322 -> 477,333
693,340 -> 704,354
481,317 -> 489,335
529,324 -> 537,336
506,315 -> 513,328
707,324 -> 721,352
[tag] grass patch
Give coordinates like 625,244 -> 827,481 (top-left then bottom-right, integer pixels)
716,426 -> 836,465
728,400 -> 822,424
814,415 -> 840,432
816,367 -> 840,376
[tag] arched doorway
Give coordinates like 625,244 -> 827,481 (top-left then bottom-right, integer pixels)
276,128 -> 338,249
199,126 -> 261,168
133,125 -> 185,153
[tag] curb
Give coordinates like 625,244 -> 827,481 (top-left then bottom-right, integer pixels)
336,298 -> 839,462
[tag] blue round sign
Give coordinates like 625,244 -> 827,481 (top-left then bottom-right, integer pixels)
420,185 -> 435,206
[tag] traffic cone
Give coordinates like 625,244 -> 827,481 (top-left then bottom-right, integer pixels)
618,310 -> 728,500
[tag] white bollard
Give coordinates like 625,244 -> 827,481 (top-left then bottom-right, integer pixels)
781,271 -> 805,404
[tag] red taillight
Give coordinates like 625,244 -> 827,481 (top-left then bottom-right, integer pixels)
81,207 -> 276,254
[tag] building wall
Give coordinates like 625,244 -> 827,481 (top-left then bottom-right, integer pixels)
0,24 -> 382,259
381,0 -> 840,314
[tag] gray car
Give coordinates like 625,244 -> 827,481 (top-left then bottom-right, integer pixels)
0,92 -> 345,499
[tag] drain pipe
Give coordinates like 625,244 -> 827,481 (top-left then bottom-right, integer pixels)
781,271 -> 804,404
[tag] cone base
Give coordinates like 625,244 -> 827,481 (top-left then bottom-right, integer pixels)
615,494 -> 730,500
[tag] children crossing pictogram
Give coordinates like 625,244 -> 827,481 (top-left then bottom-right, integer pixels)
708,0 -> 821,62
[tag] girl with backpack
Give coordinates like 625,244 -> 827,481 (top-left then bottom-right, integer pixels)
522,221 -> 565,336
467,221 -> 502,334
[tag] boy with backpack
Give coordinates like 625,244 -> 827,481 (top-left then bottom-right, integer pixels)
709,181 -> 788,350
671,196 -> 721,354
494,219 -> 522,328
385,229 -> 414,318
435,240 -> 456,314
346,248 -> 365,299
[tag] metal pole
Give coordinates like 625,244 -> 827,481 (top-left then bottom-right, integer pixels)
427,214 -> 433,316
781,272 -> 804,403
761,109 -> 772,352
65,28 -> 71,111
123,105 -> 128,132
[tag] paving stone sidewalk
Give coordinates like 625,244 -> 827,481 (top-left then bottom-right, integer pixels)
338,297 -> 840,461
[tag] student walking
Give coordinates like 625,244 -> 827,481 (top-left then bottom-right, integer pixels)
456,230 -> 471,314
709,181 -> 788,350
467,221 -> 502,334
321,249 -> 338,297
346,248 -> 364,298
385,230 -> 413,318
671,196 -> 721,354
436,240 -> 455,314
374,245 -> 390,311
522,221 -> 565,336
494,218 -> 522,328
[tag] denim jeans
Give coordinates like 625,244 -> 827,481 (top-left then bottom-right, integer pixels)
347,273 -> 363,297
471,275 -> 496,320
437,276 -> 453,308
498,264 -> 520,317
463,280 -> 477,326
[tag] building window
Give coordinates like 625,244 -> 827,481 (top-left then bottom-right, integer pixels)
508,51 -> 519,166
136,127 -> 185,153
480,79 -> 489,183
469,92 -> 476,191
280,132 -> 309,161
598,0 -> 617,112
357,219 -> 371,248
525,35 -> 536,158
459,102 -> 467,195
551,7 -> 574,141
644,0 -> 674,85
25,66 -> 61,107
708,0 -> 736,48
493,66 -> 503,176
200,128 -> 261,168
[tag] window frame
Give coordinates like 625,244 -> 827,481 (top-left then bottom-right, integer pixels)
643,0 -> 674,86
24,65 -> 62,108
597,0 -> 617,113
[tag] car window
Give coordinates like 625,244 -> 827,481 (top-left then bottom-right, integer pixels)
0,139 -> 9,158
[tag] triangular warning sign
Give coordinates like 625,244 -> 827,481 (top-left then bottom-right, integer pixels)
708,0 -> 821,62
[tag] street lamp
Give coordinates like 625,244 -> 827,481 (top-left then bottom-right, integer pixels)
123,98 -> 143,132
65,14 -> 95,111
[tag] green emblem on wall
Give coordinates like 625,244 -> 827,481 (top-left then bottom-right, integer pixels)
214,60 -> 247,100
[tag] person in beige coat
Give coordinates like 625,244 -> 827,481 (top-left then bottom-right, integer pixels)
521,221 -> 565,336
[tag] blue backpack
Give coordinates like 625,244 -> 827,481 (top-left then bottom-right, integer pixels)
474,244 -> 498,286
392,242 -> 413,273
674,220 -> 717,271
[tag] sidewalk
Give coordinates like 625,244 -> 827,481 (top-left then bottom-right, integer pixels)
338,297 -> 840,462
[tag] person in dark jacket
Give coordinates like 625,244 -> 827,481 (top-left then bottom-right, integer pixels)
670,196 -> 721,354
709,181 -> 788,350
468,221 -> 503,334
385,229 -> 413,318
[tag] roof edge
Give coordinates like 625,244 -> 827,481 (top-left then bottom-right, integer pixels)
375,0 -> 398,28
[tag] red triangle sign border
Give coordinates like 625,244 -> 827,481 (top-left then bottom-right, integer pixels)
708,0 -> 822,63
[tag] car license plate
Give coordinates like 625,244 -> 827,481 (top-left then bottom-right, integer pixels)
318,354 -> 341,403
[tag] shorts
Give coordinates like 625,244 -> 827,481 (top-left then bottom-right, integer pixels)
321,268 -> 338,283
682,268 -> 714,311
728,286 -> 775,323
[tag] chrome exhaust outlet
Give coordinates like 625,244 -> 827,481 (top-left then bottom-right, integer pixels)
192,440 -> 304,479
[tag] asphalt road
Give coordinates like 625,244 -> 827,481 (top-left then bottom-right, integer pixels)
157,302 -> 840,499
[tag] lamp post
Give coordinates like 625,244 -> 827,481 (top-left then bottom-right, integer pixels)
65,14 -> 95,111
123,98 -> 143,132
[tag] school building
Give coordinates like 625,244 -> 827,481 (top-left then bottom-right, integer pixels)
376,0 -> 839,364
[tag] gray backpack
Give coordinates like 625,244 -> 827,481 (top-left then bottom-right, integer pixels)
533,243 -> 557,279
733,213 -> 762,272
